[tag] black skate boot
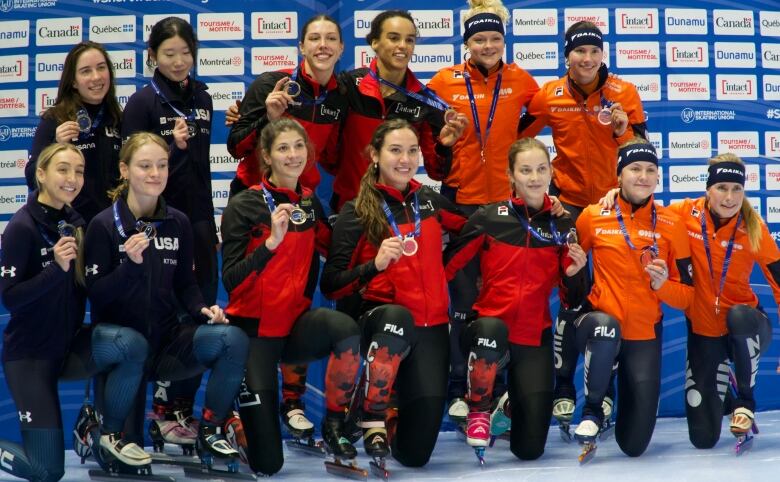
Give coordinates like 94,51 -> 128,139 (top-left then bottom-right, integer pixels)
322,416 -> 367,479
185,423 -> 256,480
362,420 -> 390,479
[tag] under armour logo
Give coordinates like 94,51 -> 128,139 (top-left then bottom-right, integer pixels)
0,266 -> 16,278
86,264 -> 99,276
18,411 -> 32,423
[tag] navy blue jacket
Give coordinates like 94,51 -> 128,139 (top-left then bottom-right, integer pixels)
84,195 -> 207,349
121,69 -> 216,232
26,101 -> 122,223
0,193 -> 86,362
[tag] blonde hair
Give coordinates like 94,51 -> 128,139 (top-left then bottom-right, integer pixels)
35,143 -> 87,286
463,0 -> 509,25
108,132 -> 169,201
707,153 -> 762,252
508,137 -> 550,170
354,119 -> 419,246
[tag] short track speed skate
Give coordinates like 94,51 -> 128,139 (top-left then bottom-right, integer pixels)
489,392 -> 511,447
574,416 -> 600,465
281,399 -> 326,457
553,398 -> 575,443
87,427 -> 173,482
730,407 -> 758,456
362,422 -> 390,480
148,410 -> 200,467
183,423 -> 255,480
465,411 -> 489,465
322,417 -> 367,480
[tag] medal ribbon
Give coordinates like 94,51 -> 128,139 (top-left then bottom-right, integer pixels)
614,195 -> 658,255
77,104 -> 105,140
150,79 -> 196,123
701,211 -> 742,315
112,201 -> 162,239
290,68 -> 328,106
507,200 -> 563,245
381,193 -> 421,240
367,70 -> 449,112
464,69 -> 503,161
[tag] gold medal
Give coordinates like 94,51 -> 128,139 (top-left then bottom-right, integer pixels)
402,236 -> 418,256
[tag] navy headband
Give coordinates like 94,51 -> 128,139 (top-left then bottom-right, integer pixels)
616,143 -> 658,175
464,13 -> 504,43
706,162 -> 745,188
564,27 -> 603,58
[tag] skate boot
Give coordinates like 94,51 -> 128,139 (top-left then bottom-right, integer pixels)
489,391 -> 511,443
100,432 -> 151,467
448,397 -> 469,427
88,429 -> 168,481
73,401 -> 99,463
730,407 -> 755,455
363,420 -> 390,479
553,398 -> 575,442
224,412 -> 248,465
574,416 -> 600,465
466,411 -> 490,465
599,397 -> 615,440
196,423 -> 240,473
148,409 -> 198,455
322,416 -> 368,479
281,398 -> 324,456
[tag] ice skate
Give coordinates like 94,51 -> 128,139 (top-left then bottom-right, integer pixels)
489,391 -> 511,446
87,428 -> 173,482
344,371 -> 367,444
730,407 -> 755,455
72,400 -> 99,463
466,411 -> 489,465
599,397 -> 615,440
574,416 -> 600,465
147,409 -> 200,468
322,416 -> 367,480
362,421 -> 390,480
182,422 -> 255,480
448,397 -> 469,427
553,398 -> 575,442
224,412 -> 248,465
281,399 -> 325,456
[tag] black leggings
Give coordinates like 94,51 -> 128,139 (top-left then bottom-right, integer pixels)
235,308 -> 360,476
685,305 -> 771,449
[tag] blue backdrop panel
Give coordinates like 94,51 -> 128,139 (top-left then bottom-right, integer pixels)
0,0 -> 779,447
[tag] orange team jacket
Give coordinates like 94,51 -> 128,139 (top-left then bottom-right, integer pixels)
519,66 -> 646,208
667,197 -> 780,337
427,61 -> 538,205
576,194 -> 694,340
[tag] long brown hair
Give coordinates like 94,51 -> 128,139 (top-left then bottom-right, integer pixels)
108,132 -> 169,201
35,143 -> 86,286
707,153 -> 762,252
44,41 -> 122,127
354,119 -> 419,246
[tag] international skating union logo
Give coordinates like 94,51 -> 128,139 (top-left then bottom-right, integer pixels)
681,108 -> 695,124
0,125 -> 11,142
0,0 -> 13,13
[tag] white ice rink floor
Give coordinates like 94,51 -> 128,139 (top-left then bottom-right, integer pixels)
35,411 -> 780,482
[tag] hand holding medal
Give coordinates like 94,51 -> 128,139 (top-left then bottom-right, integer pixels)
265,203 -> 293,251
266,76 -> 295,121
374,236 -> 404,271
124,232 -> 151,265
172,117 -> 190,150
55,120 -> 82,144
646,256 -> 668,291
52,225 -> 79,272
564,229 -> 587,277
607,101 -> 629,137
438,110 -> 468,147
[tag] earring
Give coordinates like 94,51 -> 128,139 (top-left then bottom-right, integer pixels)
373,163 -> 378,170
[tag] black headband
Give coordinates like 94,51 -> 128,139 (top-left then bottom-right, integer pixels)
616,143 -> 658,175
464,13 -> 504,43
564,27 -> 603,58
706,162 -> 745,188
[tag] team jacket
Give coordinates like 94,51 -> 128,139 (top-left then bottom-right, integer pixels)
0,194 -> 86,362
519,65 -> 647,208
321,179 -> 466,326
427,61 -> 539,205
84,196 -> 207,349
121,69 -> 216,231
26,102 -> 121,223
332,60 -> 452,210
221,177 -> 331,337
444,195 -> 588,346
668,197 -> 780,337
227,64 -> 347,190
576,194 -> 693,340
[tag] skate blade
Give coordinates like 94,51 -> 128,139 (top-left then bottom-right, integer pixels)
324,459 -> 368,480
598,423 -> 615,441
150,452 -> 201,468
559,424 -> 573,443
578,443 -> 597,465
183,466 -> 257,480
88,468 -> 175,481
734,435 -> 754,456
285,438 -> 326,457
369,459 -> 390,480
473,447 -> 486,466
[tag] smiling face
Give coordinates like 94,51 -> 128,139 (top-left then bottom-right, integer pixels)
372,127 -> 420,191
121,142 -> 169,203
371,16 -> 417,76
36,149 -> 85,209
567,44 -> 603,85
618,161 -> 659,204
466,31 -> 505,70
72,48 -> 111,105
707,182 -> 744,219
263,129 -> 308,186
150,35 -> 193,82
300,19 -> 343,78
509,148 -> 551,209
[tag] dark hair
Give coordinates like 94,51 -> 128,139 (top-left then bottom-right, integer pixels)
256,118 -> 312,178
147,17 -> 198,67
564,21 -> 601,40
300,14 -> 342,43
365,10 -> 418,45
44,41 -> 122,127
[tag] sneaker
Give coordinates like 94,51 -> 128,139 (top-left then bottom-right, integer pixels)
224,412 -> 247,464
466,411 -> 490,447
552,398 -> 575,423
448,397 -> 469,422
490,392 -> 511,436
730,407 -> 754,435
280,399 -> 314,438
574,416 -> 601,443
99,432 -> 151,466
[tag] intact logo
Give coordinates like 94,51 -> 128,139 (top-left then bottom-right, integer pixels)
409,10 -> 453,38
713,9 -> 754,36
667,74 -> 710,101
0,20 -> 30,48
615,42 -> 659,68
717,132 -> 759,157
251,46 -> 296,75
36,17 -> 82,46
564,8 -> 609,33
512,8 -> 557,36
594,326 -> 616,338
665,42 -> 708,68
409,44 -> 454,72
198,48 -> 243,76
615,8 -> 658,34
764,132 -> 780,158
513,42 -> 558,70
252,12 -> 297,40
89,15 -> 135,43
669,165 -> 708,192
760,11 -> 780,37
0,54 -> 27,84
716,75 -> 756,101
0,89 -> 28,118
35,87 -> 57,115
714,42 -> 756,69
197,12 -> 244,41
664,8 -> 707,35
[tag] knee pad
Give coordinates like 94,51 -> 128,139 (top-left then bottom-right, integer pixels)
317,308 -> 360,346
461,317 -> 508,362
575,312 -> 621,354
366,304 -> 416,349
727,305 -> 771,353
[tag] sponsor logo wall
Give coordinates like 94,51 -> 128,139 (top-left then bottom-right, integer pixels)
0,0 -> 779,425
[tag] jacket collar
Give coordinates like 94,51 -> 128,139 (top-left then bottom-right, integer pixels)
358,58 -> 425,100
509,193 -> 553,218
27,190 -> 86,234
565,63 -> 609,102
258,174 -> 312,204
376,178 -> 422,203
464,59 -> 505,81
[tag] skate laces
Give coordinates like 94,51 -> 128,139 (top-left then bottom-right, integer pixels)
552,398 -> 575,421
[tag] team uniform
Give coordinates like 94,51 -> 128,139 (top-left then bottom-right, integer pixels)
575,194 -> 693,456
227,64 -> 347,195
26,104 -> 121,223
321,179 -> 466,467
0,194 -> 92,482
331,60 -> 452,211
444,194 -> 588,459
668,197 -> 780,448
221,177 -> 360,476
84,195 -> 248,451
518,65 -> 647,211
